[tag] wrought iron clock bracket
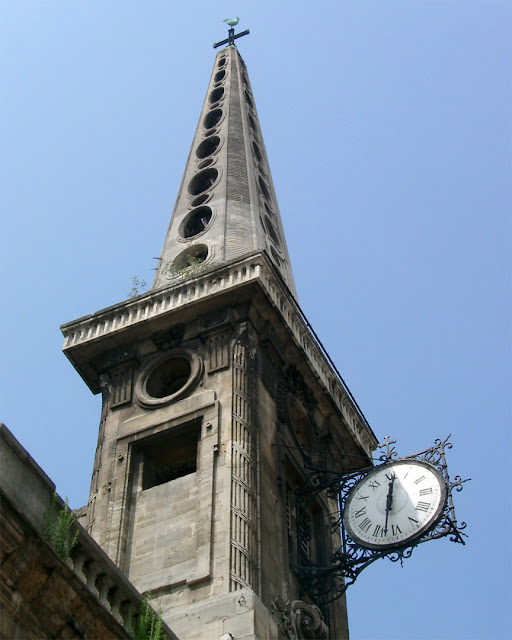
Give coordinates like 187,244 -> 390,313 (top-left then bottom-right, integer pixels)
295,435 -> 470,606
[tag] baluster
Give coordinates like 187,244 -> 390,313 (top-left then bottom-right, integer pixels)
69,547 -> 87,582
109,587 -> 124,624
85,560 -> 101,597
120,600 -> 136,634
96,574 -> 112,611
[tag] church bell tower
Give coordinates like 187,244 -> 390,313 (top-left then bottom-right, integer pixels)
61,37 -> 377,640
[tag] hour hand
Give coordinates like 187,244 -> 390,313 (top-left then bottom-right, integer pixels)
384,473 -> 396,534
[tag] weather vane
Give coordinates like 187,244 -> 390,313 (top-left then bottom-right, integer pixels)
213,17 -> 250,49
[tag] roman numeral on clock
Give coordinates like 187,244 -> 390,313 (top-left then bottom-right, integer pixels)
359,517 -> 372,533
416,501 -> 431,512
373,524 -> 383,537
419,487 -> 433,496
414,475 -> 426,484
354,507 -> 366,518
391,524 -> 402,536
368,480 -> 380,490
408,516 -> 420,526
355,494 -> 369,501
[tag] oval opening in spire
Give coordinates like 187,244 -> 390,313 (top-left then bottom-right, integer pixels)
258,176 -> 271,201
209,87 -> 225,104
173,245 -> 209,271
214,70 -> 226,82
204,109 -> 223,130
196,136 -> 220,159
265,216 -> 281,248
179,207 -> 213,239
188,168 -> 219,195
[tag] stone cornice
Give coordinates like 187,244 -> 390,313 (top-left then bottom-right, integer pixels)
61,251 -> 377,457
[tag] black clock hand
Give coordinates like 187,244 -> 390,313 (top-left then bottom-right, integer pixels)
384,473 -> 396,535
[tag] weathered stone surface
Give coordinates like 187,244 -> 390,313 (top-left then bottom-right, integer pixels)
0,424 -> 178,640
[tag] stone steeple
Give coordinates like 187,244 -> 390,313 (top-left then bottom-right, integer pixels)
153,46 -> 297,299
61,39 -> 378,640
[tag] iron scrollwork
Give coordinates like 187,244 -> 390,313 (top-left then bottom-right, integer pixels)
295,435 -> 469,606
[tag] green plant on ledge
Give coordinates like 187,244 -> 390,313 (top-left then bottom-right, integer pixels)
134,592 -> 165,640
128,276 -> 147,299
162,253 -> 208,281
43,493 -> 79,560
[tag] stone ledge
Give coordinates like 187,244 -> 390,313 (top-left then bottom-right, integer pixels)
0,424 -> 179,640
61,252 -> 377,458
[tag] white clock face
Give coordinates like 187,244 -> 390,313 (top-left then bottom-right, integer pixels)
343,460 -> 447,550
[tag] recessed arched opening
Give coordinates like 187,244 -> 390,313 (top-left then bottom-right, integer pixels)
209,87 -> 224,104
258,175 -> 271,201
217,57 -> 226,68
252,141 -> 263,163
214,69 -> 226,82
196,136 -> 220,159
190,193 -> 210,207
248,114 -> 257,131
188,168 -> 218,195
204,109 -> 223,130
179,207 -> 213,239
270,246 -> 282,266
135,349 -> 203,408
264,202 -> 275,217
173,244 -> 209,271
244,91 -> 254,109
265,216 -> 281,248
146,357 -> 192,399
198,158 -> 214,170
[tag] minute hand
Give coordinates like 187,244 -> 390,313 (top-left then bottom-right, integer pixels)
384,473 -> 396,535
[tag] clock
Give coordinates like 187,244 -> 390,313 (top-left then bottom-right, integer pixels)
343,459 -> 447,550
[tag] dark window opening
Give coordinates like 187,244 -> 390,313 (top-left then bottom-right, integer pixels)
258,176 -> 271,201
146,357 -> 192,399
196,136 -> 220,159
204,109 -> 222,130
265,216 -> 281,248
139,421 -> 201,489
173,245 -> 209,271
244,90 -> 253,109
214,70 -> 226,82
252,141 -> 263,163
209,87 -> 224,104
190,194 -> 210,207
198,158 -> 214,170
188,168 -> 218,195
181,206 -> 213,238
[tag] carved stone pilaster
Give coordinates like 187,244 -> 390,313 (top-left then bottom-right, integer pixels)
109,365 -> 133,408
198,309 -> 232,373
230,322 -> 257,592
270,597 -> 329,640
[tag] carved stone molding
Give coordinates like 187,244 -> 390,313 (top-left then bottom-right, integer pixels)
277,365 -> 317,424
230,322 -> 257,592
151,323 -> 185,351
198,308 -> 229,331
92,345 -> 136,375
270,597 -> 329,640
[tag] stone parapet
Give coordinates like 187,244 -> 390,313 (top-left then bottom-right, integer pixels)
0,423 -> 178,640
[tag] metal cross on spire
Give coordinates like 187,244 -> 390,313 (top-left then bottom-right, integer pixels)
213,18 -> 250,49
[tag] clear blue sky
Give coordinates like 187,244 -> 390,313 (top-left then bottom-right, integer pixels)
1,2 -> 510,639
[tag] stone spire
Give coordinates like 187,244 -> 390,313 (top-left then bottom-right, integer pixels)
152,46 -> 297,299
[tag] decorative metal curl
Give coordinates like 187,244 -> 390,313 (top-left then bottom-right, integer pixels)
293,436 -> 469,607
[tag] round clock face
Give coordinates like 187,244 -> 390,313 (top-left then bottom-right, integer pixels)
343,459 -> 447,550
